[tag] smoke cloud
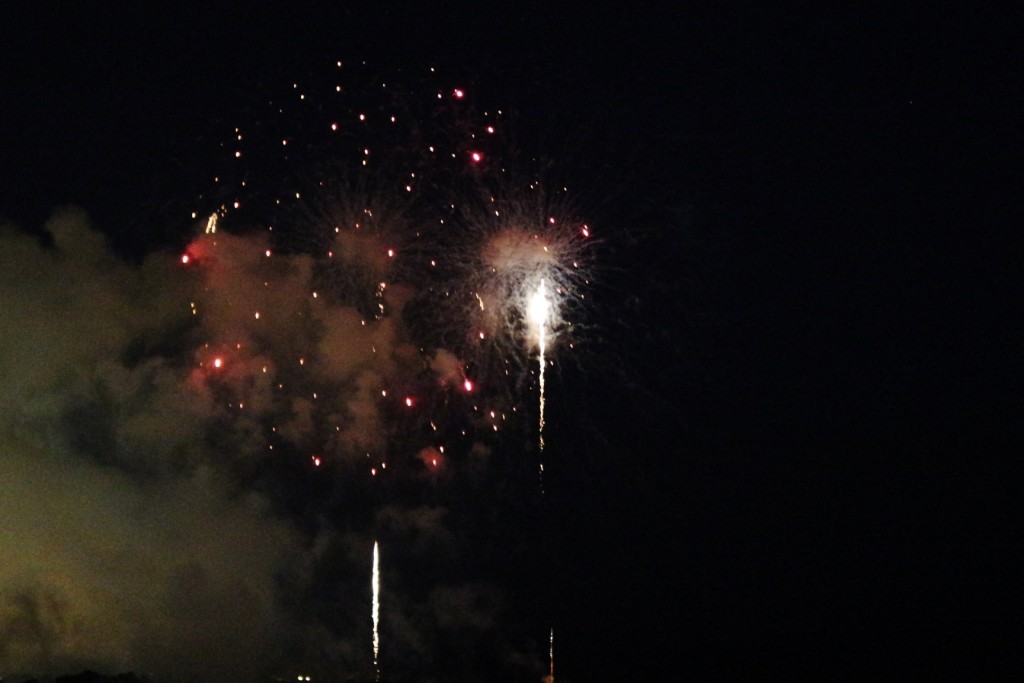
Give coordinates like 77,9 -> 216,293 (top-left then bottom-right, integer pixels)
0,209 -> 539,681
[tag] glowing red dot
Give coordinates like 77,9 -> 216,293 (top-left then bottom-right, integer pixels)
453,88 -> 464,99
581,225 -> 590,238
312,456 -> 321,467
213,357 -> 223,368
470,151 -> 482,163
405,397 -> 414,407
180,254 -> 190,264
431,458 -> 438,467
463,379 -> 474,392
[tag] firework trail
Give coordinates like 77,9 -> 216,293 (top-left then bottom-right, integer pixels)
528,278 -> 551,488
372,540 -> 380,682
549,627 -> 555,683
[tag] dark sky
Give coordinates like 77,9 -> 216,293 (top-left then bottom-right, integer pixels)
1,3 -> 1019,681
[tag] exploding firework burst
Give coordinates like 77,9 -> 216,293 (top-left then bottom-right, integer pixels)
176,59 -> 599,679
186,60 -> 594,477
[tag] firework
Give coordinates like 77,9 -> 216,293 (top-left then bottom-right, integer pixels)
0,44 -> 612,682
547,627 -> 555,683
528,278 -> 550,487
177,61 -> 595,678
186,60 -> 593,480
372,540 -> 380,682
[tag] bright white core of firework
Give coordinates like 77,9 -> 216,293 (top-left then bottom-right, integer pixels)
527,278 -> 551,334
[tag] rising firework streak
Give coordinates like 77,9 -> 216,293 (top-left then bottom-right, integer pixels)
372,540 -> 380,682
543,627 -> 555,683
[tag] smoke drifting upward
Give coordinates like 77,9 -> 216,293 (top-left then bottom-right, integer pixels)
2,62 -> 594,682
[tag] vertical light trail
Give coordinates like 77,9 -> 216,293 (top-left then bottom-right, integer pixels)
528,279 -> 550,490
549,627 -> 555,682
372,540 -> 380,682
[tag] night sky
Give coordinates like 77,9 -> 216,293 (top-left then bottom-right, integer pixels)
1,4 -> 1019,682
